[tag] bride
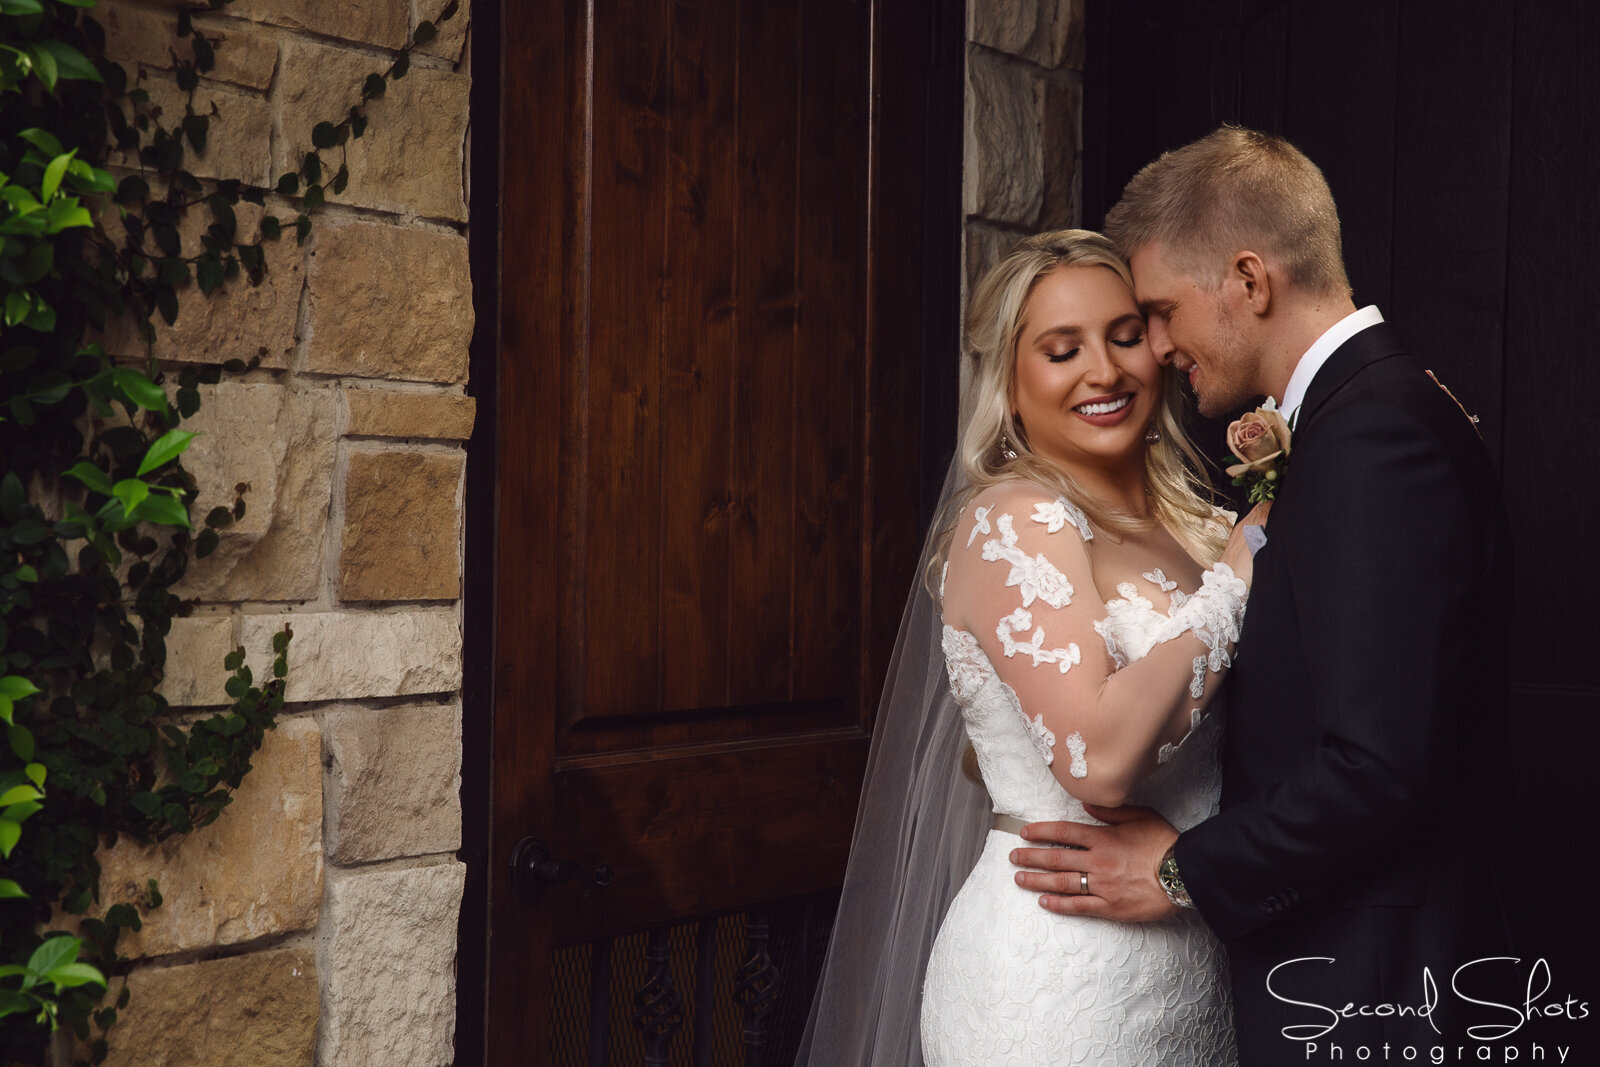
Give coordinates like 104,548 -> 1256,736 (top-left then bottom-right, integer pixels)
798,230 -> 1262,1065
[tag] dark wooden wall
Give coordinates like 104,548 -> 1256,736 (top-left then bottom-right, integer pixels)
1085,0 -> 1599,1005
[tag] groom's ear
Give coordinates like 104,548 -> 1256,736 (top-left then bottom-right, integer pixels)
1231,251 -> 1272,316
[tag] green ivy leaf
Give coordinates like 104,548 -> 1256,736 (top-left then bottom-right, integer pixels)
0,819 -> 19,858
137,428 -> 199,476
39,39 -> 102,83
0,785 -> 42,806
111,366 -> 168,411
0,676 -> 41,702
182,113 -> 209,153
27,936 -> 82,978
10,723 -> 35,761
413,19 -> 437,45
131,493 -> 190,529
15,127 -> 63,158
362,73 -> 385,98
63,461 -> 114,496
0,879 -> 26,899
311,121 -> 338,149
26,41 -> 58,91
42,149 -> 75,202
111,479 -> 149,517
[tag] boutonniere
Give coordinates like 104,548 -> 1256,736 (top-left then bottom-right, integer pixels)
1225,396 -> 1293,502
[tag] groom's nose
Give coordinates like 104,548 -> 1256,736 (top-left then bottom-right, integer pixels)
1147,317 -> 1175,365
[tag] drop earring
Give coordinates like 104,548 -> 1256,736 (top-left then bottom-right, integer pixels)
1144,422 -> 1162,444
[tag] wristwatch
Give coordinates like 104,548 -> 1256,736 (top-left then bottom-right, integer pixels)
1157,845 -> 1195,910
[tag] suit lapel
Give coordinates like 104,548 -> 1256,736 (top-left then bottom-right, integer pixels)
1293,321 -> 1409,433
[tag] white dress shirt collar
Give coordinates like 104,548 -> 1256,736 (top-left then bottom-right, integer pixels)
1279,305 -> 1385,427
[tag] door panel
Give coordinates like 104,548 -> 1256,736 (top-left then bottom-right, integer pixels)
490,0 -> 962,1060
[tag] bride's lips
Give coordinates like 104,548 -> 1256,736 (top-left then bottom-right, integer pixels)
1071,391 -> 1136,426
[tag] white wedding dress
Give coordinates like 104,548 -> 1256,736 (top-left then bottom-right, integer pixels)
919,481 -> 1240,1066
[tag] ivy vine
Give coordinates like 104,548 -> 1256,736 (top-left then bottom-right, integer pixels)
0,0 -> 459,1062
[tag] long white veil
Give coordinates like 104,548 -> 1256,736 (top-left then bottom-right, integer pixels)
795,454 -> 992,1065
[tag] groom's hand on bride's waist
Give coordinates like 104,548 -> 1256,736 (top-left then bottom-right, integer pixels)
1009,805 -> 1181,922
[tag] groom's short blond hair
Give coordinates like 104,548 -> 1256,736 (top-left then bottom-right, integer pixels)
1104,126 -> 1351,297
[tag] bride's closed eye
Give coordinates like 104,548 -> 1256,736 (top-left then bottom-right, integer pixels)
1111,333 -> 1146,349
1046,348 -> 1081,363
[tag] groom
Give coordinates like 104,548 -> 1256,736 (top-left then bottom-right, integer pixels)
1010,127 -> 1513,1062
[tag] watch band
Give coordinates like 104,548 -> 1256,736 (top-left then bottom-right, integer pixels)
1158,844 -> 1195,910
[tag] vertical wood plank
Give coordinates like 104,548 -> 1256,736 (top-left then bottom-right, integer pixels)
660,0 -> 738,710
1503,0 -> 1600,681
728,0 -> 801,707
792,0 -> 869,703
1237,0 -> 1288,135
583,0 -> 672,719
1389,0 -> 1513,465
1281,0 -> 1399,310
488,0 -> 580,1060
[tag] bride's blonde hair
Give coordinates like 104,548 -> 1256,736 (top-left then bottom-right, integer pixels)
929,229 -> 1226,597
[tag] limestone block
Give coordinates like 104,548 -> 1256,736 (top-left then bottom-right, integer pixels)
229,0 -> 408,49
100,2 -> 280,91
320,861 -> 466,1066
964,46 -> 1044,227
276,38 -> 469,221
969,0 -> 1078,69
1039,77 -> 1082,229
964,220 -> 1029,310
114,74 -> 273,187
98,197 -> 305,370
160,615 -> 238,707
324,703 -> 462,863
339,450 -> 464,602
304,220 -> 472,382
95,717 -> 323,958
240,610 -> 463,702
418,0 -> 471,64
171,383 -> 339,603
343,388 -> 477,440
97,948 -> 318,1067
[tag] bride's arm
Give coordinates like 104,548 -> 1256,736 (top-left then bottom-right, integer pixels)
942,481 -> 1259,807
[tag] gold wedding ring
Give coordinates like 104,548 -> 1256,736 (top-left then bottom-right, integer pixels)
1079,872 -> 1089,895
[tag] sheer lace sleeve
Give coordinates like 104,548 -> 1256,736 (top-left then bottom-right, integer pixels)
940,480 -> 1247,807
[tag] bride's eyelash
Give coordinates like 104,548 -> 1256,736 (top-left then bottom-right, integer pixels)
1111,334 -> 1145,348
1046,349 -> 1079,363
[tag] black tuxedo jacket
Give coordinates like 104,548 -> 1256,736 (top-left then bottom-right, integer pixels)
1174,322 -> 1514,1062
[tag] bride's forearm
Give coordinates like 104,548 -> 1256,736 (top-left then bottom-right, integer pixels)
1047,631 -> 1232,804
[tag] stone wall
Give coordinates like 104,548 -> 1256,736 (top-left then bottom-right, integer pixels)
963,0 -> 1084,370
83,2 -> 473,1064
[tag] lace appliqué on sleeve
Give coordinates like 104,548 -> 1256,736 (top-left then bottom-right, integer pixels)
1154,563 -> 1248,672
1030,496 -> 1094,541
1064,731 -> 1088,778
1143,568 -> 1178,592
982,513 -> 1074,609
965,504 -> 994,548
996,607 -> 1081,673
941,624 -> 991,701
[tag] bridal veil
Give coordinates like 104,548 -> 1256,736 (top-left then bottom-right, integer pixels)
794,455 -> 991,1066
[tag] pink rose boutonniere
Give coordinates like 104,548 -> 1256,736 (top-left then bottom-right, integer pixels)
1225,397 -> 1293,503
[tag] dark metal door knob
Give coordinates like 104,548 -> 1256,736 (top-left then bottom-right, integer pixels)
509,837 -> 613,898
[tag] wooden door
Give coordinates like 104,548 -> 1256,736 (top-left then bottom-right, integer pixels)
1084,0 -> 1600,1002
484,0 -> 963,1061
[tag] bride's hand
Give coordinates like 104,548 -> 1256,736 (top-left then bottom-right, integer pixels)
1218,500 -> 1271,585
